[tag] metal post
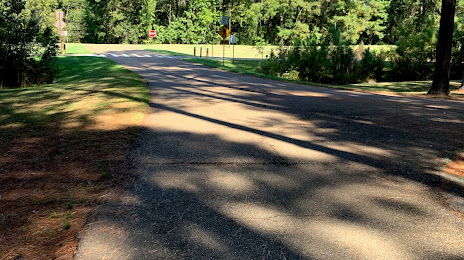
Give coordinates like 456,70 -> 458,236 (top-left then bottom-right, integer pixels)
194,46 -> 196,56
229,7 -> 231,47
223,43 -> 225,66
206,48 -> 209,59
233,44 -> 234,63
200,47 -> 202,57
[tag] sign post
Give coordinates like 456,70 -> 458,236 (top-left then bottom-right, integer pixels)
149,30 -> 156,44
218,25 -> 230,66
230,35 -> 236,63
55,11 -> 66,56
220,16 -> 229,26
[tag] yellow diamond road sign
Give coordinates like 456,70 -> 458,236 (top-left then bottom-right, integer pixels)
218,26 -> 230,39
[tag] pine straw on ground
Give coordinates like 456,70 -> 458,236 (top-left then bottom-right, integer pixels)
0,57 -> 149,260
445,151 -> 464,179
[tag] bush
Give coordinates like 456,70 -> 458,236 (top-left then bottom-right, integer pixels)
360,49 -> 387,82
0,0 -> 58,88
260,23 -> 443,85
261,43 -> 363,85
386,19 -> 437,81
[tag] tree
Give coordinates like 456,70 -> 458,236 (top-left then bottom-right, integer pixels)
428,0 -> 457,95
0,0 -> 57,88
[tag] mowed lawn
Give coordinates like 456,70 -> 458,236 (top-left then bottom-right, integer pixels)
67,43 -> 393,59
0,57 -> 149,259
141,44 -> 276,59
64,43 -> 94,54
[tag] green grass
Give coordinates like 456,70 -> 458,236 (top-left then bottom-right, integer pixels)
184,58 -> 464,97
349,80 -> 462,93
0,57 -> 150,178
64,43 -> 93,55
351,45 -> 395,54
141,44 -> 276,59
141,44 -> 395,59
184,58 -> 264,75
0,56 -> 151,257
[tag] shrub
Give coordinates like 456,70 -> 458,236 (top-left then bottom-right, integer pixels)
0,0 -> 58,88
260,23 -> 443,85
262,42 -> 362,85
360,48 -> 386,82
387,18 -> 437,81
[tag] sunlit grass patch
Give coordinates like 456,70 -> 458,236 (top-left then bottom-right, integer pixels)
65,43 -> 93,55
142,44 -> 394,59
184,58 -> 262,75
0,57 -> 149,131
142,44 -> 275,59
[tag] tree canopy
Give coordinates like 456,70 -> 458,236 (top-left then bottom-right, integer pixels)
0,0 -> 57,88
22,0 -> 462,46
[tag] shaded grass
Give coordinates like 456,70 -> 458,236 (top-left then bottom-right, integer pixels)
185,58 -> 464,99
64,43 -> 93,55
350,80 -> 463,94
0,56 -> 149,259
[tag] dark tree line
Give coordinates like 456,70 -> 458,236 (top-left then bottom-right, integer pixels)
0,0 -> 57,88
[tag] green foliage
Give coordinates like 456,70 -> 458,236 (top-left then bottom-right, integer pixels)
20,0 -> 463,50
261,42 -> 363,84
16,0 -> 464,86
389,15 -> 438,81
451,0 -> 464,78
360,48 -> 386,81
0,0 -> 58,88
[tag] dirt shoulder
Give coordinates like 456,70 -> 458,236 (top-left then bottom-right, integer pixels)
0,56 -> 149,259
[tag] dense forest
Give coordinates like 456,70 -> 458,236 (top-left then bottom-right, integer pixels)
24,0 -> 464,47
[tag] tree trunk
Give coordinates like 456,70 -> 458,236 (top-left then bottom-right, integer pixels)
428,0 -> 456,96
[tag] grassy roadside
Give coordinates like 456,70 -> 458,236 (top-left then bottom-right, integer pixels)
64,43 -> 93,55
141,44 -> 394,59
184,58 -> 464,99
0,57 -> 149,259
141,44 -> 275,59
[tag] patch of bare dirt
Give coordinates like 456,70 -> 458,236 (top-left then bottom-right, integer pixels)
444,151 -> 464,178
0,124 -> 143,259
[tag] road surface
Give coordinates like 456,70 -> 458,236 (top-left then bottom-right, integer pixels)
74,44 -> 464,260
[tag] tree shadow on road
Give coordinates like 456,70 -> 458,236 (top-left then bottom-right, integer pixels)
73,54 -> 464,259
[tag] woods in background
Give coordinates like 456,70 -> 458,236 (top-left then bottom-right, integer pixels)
3,0 -> 464,92
23,0 -> 463,46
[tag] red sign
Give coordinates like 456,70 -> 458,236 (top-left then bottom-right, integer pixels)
149,30 -> 156,37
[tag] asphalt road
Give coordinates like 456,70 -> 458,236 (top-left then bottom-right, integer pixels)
74,45 -> 464,260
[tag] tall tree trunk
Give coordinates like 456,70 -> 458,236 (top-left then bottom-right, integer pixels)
428,0 -> 456,95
